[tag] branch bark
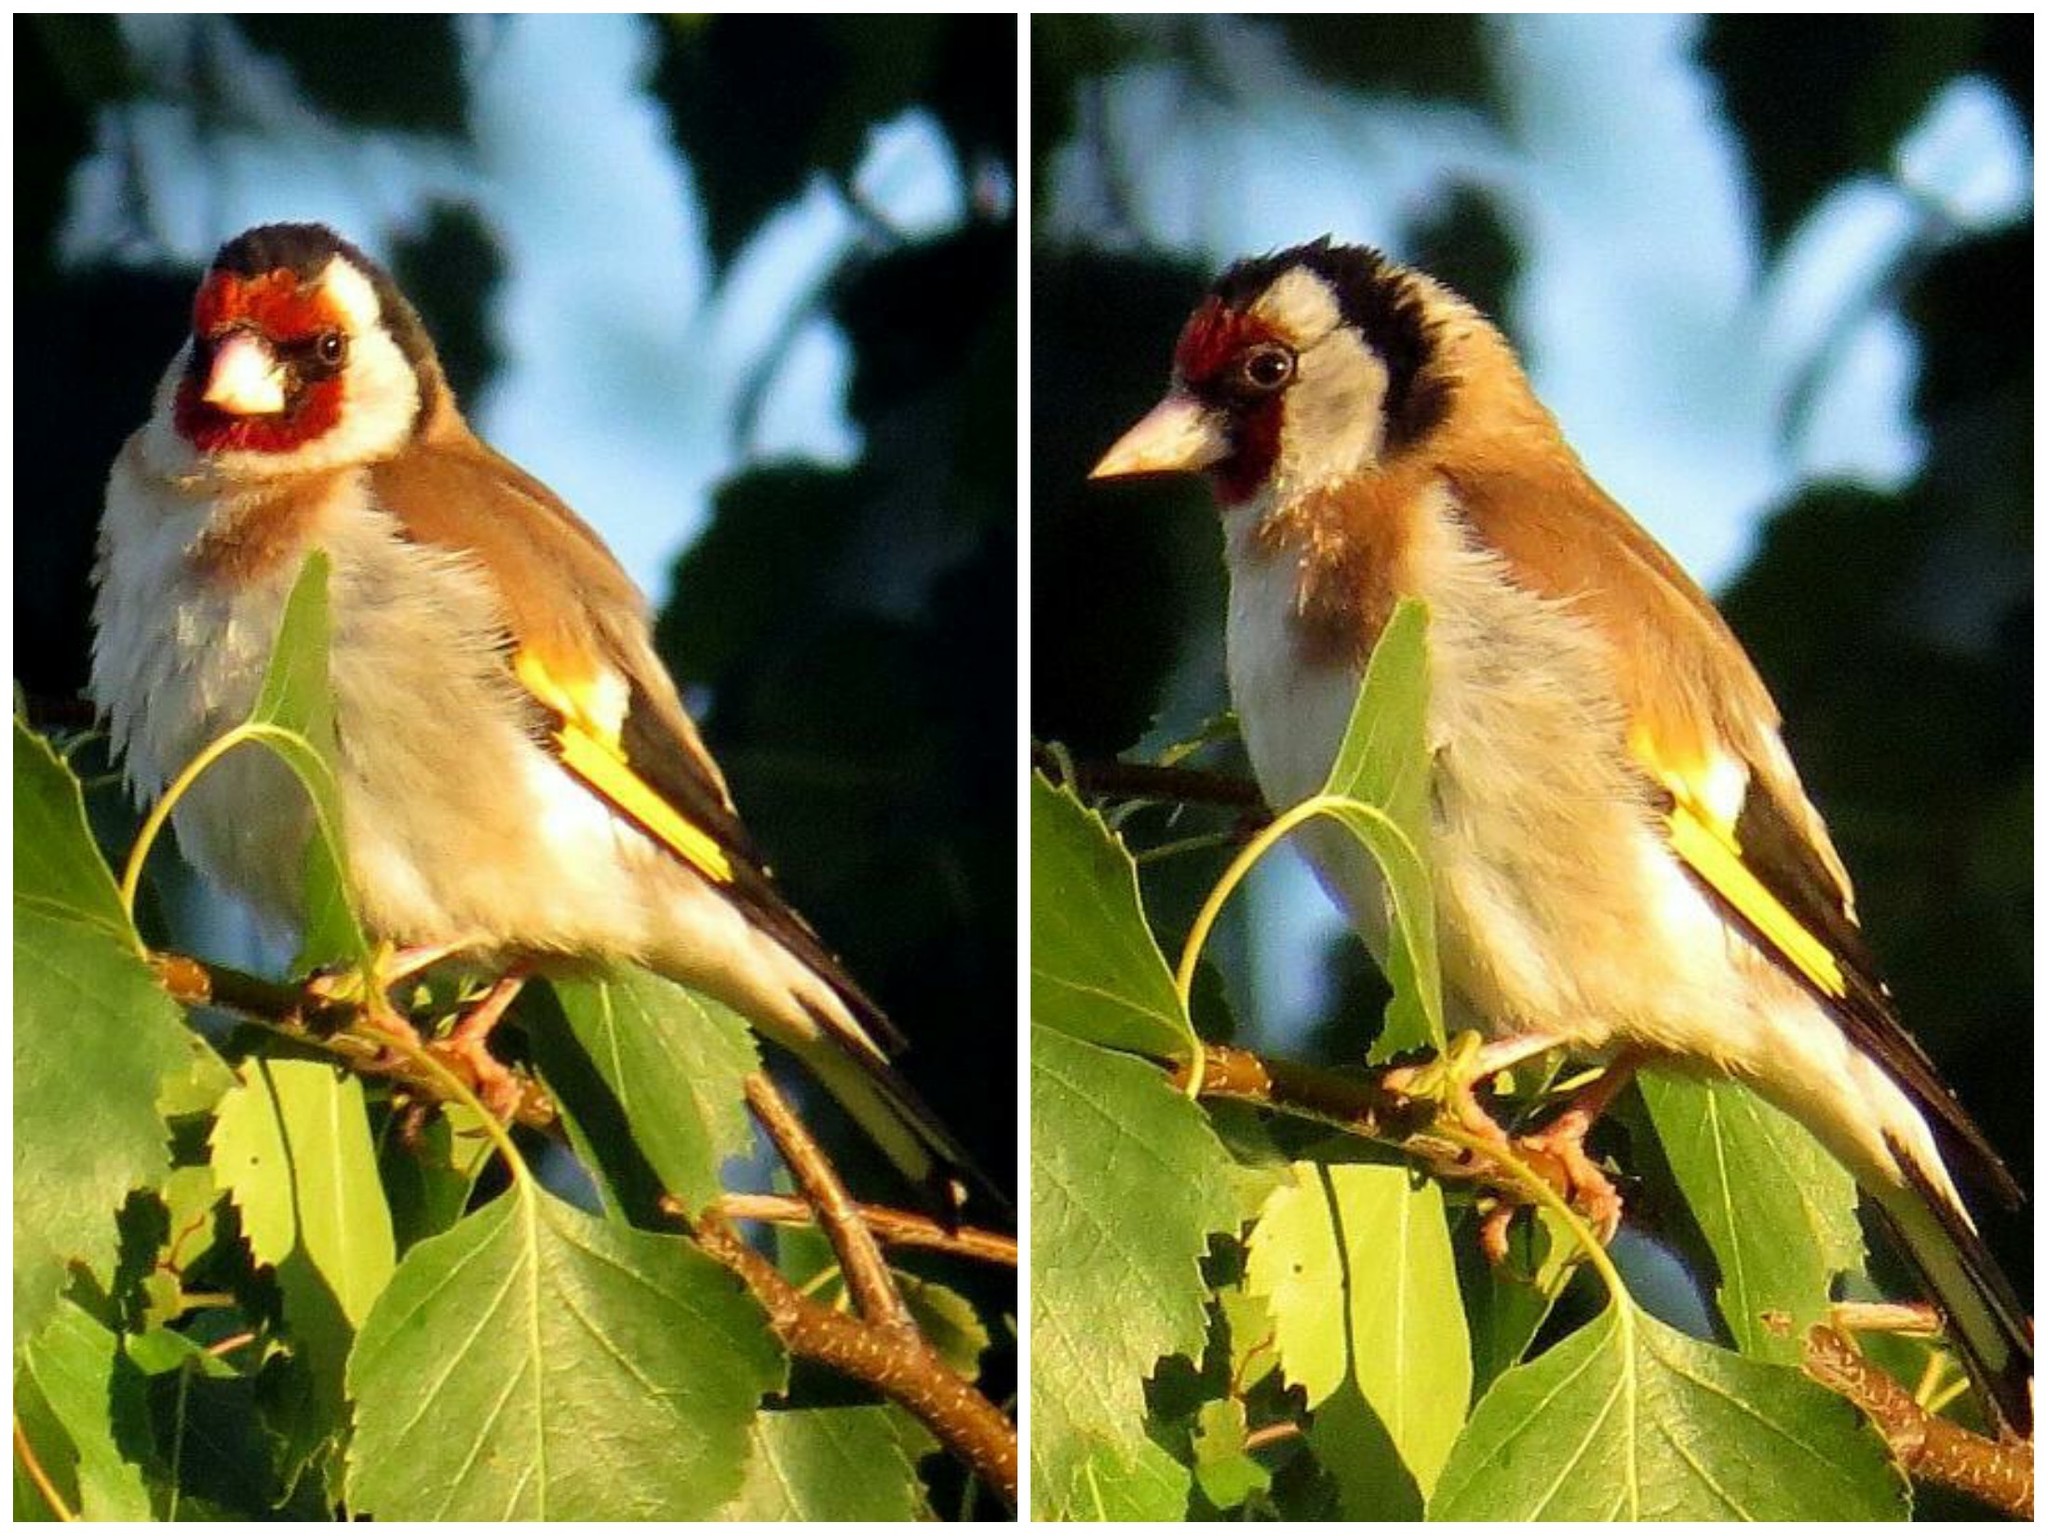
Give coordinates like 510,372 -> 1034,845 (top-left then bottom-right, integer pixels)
1803,1324 -> 2032,1518
149,951 -> 558,1130
1031,742 -> 1268,816
685,1075 -> 1019,1508
713,1193 -> 1017,1267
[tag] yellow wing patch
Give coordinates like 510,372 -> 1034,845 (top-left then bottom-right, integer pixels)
1629,724 -> 1845,999
514,648 -> 734,885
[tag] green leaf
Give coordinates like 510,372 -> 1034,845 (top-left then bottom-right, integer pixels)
723,1406 -> 927,1520
1314,597 -> 1443,1059
1430,1303 -> 1906,1520
1029,1024 -> 1237,1518
210,1057 -> 396,1452
1308,1377 -> 1421,1521
1030,774 -> 1194,1061
1215,1284 -> 1281,1394
346,1184 -> 782,1519
211,1059 -> 395,1326
14,719 -> 133,940
1246,1161 -> 1469,1493
20,1301 -> 153,1520
1190,1397 -> 1270,1510
1061,1433 -> 1193,1522
895,1270 -> 992,1381
16,718 -> 229,1342
378,1109 -> 490,1257
14,905 -> 220,1348
1458,1203 -> 1577,1397
1639,1070 -> 1862,1362
239,550 -> 368,975
1336,1165 -> 1468,1493
1244,1163 -> 1348,1407
544,968 -> 760,1218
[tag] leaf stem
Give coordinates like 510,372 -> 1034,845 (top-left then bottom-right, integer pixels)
1173,792 -> 1412,1099
12,1417 -> 75,1521
1433,1120 -> 1628,1302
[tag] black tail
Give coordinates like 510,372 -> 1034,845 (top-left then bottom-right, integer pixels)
1877,1140 -> 2031,1438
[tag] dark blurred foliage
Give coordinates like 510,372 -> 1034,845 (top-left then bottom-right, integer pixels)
236,15 -> 469,136
1032,16 -> 2030,1299
652,15 -> 1014,271
17,17 -> 1016,1507
1703,15 -> 2013,250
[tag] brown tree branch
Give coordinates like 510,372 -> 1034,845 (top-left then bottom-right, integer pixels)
690,1210 -> 1018,1508
1803,1324 -> 2032,1518
1174,1041 -> 1428,1142
1030,743 -> 1268,817
680,1081 -> 1019,1509
148,951 -> 557,1130
742,1073 -> 913,1332
155,951 -> 1019,1504
714,1192 -> 1017,1268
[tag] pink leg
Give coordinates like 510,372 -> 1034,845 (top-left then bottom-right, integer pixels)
429,969 -> 530,1121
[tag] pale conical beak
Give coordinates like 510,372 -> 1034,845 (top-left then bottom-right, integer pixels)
202,331 -> 287,416
1089,392 -> 1227,480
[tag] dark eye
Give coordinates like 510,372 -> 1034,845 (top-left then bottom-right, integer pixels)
1237,343 -> 1295,393
315,331 -> 347,367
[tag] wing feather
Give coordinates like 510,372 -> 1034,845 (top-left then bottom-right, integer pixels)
369,428 -> 907,1059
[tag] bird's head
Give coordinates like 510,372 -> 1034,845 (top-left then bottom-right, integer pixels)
169,222 -> 440,475
1091,237 -> 1464,507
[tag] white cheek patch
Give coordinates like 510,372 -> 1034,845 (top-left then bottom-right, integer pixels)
1251,267 -> 1342,339
1244,266 -> 1393,488
1278,326 -> 1391,488
318,256 -> 384,333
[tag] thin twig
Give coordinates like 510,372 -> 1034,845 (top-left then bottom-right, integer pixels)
690,1209 -> 1020,1508
1803,1324 -> 2032,1518
715,1192 -> 1017,1268
743,1073 -> 912,1333
149,951 -> 557,1131
1031,743 -> 1268,815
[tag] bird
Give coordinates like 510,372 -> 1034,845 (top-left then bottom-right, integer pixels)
89,220 -> 980,1214
1089,236 -> 2030,1437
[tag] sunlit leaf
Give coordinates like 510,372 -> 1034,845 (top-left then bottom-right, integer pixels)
1639,1071 -> 1862,1362
1431,1303 -> 1905,1520
545,968 -> 760,1218
19,1301 -> 154,1520
724,1406 -> 927,1521
347,1185 -> 781,1519
1029,1024 -> 1236,1518
14,726 -> 227,1347
1030,774 -> 1193,1061
1314,597 -> 1442,1059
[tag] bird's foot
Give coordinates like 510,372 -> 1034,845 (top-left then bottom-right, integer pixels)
1474,1104 -> 1624,1264
423,971 -> 530,1122
1386,1036 -> 1633,1265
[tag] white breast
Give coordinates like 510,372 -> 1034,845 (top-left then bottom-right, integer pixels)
1220,483 -> 1746,1049
1221,500 -> 1394,955
90,452 -> 659,960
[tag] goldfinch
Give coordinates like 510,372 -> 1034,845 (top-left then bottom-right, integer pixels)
1090,237 -> 2030,1436
90,221 -> 977,1210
